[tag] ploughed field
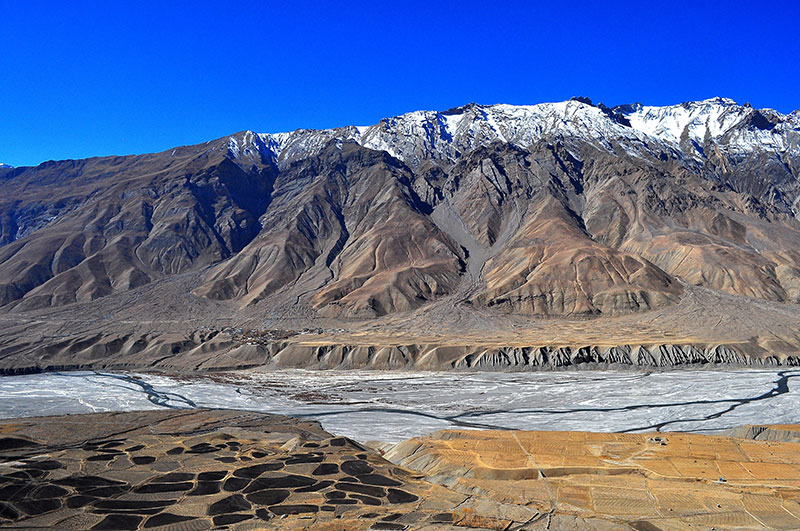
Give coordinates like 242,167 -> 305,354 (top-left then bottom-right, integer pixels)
1,369 -> 799,442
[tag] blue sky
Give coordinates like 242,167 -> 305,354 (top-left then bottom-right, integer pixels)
2,0 -> 799,167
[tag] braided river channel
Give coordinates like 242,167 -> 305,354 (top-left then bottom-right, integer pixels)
1,369 -> 799,442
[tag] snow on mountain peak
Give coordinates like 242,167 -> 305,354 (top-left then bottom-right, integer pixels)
623,97 -> 742,145
255,98 -> 799,168
620,97 -> 800,156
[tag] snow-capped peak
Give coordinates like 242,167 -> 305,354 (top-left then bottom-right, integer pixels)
259,99 -> 665,168
223,130 -> 275,166
254,98 -> 799,168
619,97 -> 788,154
0,163 -> 12,169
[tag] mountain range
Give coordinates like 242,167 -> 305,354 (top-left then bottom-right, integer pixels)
1,97 -> 800,371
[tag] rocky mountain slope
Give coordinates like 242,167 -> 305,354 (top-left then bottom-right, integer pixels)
1,97 -> 800,370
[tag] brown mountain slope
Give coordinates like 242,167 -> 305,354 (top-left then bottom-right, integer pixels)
4,100 -> 800,371
195,143 -> 466,317
419,143 -> 683,315
0,122 -> 799,324
575,148 -> 800,303
0,132 -> 275,310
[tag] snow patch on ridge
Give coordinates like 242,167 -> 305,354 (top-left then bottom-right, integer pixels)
226,137 -> 240,158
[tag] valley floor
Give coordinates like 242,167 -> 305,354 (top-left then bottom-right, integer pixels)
1,368 -> 799,442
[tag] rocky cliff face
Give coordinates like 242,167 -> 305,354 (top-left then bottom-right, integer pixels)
245,341 -> 798,371
1,98 -> 799,323
1,324 -> 796,374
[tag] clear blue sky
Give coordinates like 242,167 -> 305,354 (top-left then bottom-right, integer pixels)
2,0 -> 799,167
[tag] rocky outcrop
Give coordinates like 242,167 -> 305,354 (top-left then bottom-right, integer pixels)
724,424 -> 800,443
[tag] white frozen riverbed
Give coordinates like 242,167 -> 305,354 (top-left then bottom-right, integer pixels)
1,369 -> 799,442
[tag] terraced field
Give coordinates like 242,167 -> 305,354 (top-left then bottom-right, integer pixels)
386,428 -> 800,529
